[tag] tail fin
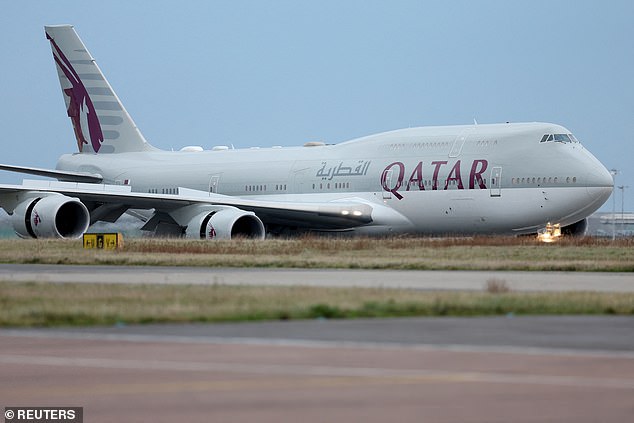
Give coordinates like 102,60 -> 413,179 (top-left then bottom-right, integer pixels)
45,25 -> 156,154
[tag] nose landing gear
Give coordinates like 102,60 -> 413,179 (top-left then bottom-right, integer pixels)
537,223 -> 562,243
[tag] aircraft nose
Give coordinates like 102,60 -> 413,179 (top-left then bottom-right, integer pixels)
585,161 -> 613,207
589,163 -> 615,188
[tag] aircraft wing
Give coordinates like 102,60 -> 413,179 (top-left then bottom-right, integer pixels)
0,180 -> 385,237
0,164 -> 103,183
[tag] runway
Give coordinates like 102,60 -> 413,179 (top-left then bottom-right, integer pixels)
1,264 -> 633,421
1,317 -> 633,423
0,263 -> 633,292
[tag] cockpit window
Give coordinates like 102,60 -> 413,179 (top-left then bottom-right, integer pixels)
540,133 -> 579,144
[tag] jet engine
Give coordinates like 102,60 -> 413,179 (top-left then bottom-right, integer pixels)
12,194 -> 90,239
184,207 -> 265,240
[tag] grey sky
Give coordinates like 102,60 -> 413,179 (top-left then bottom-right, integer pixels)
1,0 -> 632,211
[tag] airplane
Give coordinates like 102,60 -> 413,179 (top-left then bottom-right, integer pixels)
0,25 -> 614,240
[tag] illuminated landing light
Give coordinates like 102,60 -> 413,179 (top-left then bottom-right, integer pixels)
341,210 -> 363,217
537,223 -> 562,243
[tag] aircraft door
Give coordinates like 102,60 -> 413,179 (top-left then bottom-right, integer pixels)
382,169 -> 393,199
449,127 -> 475,158
490,167 -> 502,197
209,175 -> 220,194
293,168 -> 310,194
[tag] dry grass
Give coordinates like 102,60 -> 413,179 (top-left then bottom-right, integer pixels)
485,278 -> 511,293
0,237 -> 632,271
1,236 -> 631,327
1,281 -> 633,327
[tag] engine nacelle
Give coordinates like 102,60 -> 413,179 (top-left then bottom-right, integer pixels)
12,195 -> 90,239
184,207 -> 265,240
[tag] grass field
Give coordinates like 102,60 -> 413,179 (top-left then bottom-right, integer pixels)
1,236 -> 632,327
1,281 -> 633,327
0,236 -> 632,271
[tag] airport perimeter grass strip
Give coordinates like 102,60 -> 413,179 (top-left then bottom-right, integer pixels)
1,281 -> 633,327
0,237 -> 633,271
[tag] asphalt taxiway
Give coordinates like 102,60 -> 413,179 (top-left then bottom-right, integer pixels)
1,317 -> 633,423
0,263 -> 633,292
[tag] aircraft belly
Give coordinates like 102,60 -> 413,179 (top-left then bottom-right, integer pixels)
491,187 -> 595,232
383,187 -> 596,235
388,191 -> 485,234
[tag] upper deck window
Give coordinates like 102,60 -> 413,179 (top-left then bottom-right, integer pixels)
540,133 -> 579,144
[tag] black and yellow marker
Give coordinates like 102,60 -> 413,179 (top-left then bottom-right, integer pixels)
83,233 -> 123,249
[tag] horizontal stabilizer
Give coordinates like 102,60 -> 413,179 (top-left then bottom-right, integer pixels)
0,163 -> 103,183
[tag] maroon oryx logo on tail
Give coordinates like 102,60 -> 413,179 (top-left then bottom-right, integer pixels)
46,32 -> 103,153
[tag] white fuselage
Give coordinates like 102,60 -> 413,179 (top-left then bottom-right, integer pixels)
55,122 -> 614,235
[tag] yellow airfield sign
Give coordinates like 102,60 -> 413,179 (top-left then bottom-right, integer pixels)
83,233 -> 123,250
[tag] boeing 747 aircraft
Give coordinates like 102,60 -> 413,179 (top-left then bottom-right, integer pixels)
0,25 -> 614,239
